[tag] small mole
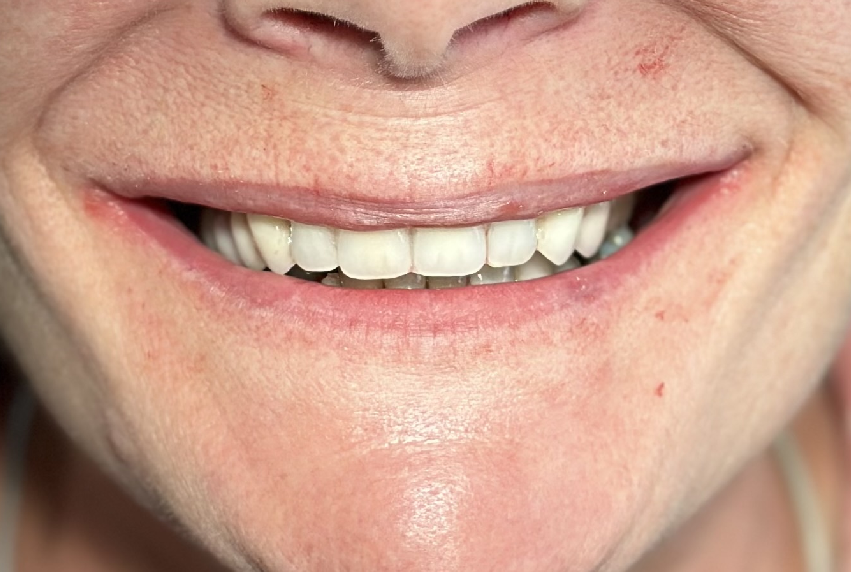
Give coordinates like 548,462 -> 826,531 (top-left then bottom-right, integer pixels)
655,383 -> 665,398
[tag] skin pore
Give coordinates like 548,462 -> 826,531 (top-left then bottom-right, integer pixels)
1,1 -> 851,571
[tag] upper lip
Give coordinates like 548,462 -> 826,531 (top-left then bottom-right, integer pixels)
98,150 -> 749,230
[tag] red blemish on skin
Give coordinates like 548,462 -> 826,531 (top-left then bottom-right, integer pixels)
655,383 -> 665,398
635,44 -> 670,78
655,310 -> 666,321
261,84 -> 275,102
633,27 -> 684,79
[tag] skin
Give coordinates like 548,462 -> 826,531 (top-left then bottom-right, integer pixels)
1,0 -> 851,571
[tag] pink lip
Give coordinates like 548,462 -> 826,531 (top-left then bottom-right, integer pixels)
85,156 -> 749,335
98,150 -> 748,230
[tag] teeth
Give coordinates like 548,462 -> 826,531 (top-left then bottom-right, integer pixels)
340,275 -> 384,289
554,256 -> 583,274
247,214 -> 295,275
412,226 -> 487,277
487,220 -> 537,267
337,229 -> 412,280
469,265 -> 515,286
385,273 -> 427,290
597,226 -> 635,260
515,252 -> 555,281
321,273 -> 342,287
428,276 -> 468,290
212,210 -> 243,265
575,202 -> 612,258
198,192 -> 640,288
291,222 -> 337,272
535,208 -> 584,265
230,213 -> 267,271
199,208 -> 217,250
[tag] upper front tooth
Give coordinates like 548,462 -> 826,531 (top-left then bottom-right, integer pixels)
412,226 -> 487,277
291,222 -> 338,272
575,202 -> 612,258
247,214 -> 294,275
385,273 -> 427,290
337,229 -> 412,280
230,213 -> 267,271
487,219 -> 537,267
536,207 -> 584,265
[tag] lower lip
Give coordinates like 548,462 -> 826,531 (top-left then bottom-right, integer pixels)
84,165 -> 748,334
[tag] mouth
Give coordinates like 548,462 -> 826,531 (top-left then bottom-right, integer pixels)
169,188 -> 659,290
101,154 -> 746,293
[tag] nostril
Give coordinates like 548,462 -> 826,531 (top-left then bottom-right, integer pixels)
454,2 -> 559,45
245,8 -> 379,59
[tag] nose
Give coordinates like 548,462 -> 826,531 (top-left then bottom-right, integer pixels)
223,0 -> 585,78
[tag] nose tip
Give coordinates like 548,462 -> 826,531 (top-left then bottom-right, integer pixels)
223,0 -> 584,79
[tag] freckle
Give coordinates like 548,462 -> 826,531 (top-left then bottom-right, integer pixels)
655,383 -> 665,398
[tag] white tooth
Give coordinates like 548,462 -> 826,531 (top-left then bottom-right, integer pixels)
230,213 -> 267,271
247,214 -> 295,275
607,194 -> 636,232
469,265 -> 515,286
535,208 -> 584,265
486,219 -> 537,267
554,256 -> 582,274
515,252 -> 555,282
428,276 -> 468,289
575,202 -> 612,258
291,223 -> 338,272
337,229 -> 412,280
598,227 -> 635,260
340,274 -> 384,289
385,273 -> 426,290
412,226 -> 486,277
213,211 -> 243,265
199,209 -> 218,250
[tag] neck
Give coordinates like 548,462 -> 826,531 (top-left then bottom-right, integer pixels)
635,387 -> 846,572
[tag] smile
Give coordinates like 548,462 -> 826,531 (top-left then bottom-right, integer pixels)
181,193 -> 641,289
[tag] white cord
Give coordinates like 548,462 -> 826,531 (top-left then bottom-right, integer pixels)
773,430 -> 836,572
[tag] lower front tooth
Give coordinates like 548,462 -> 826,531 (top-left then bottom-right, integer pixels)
428,276 -> 468,289
575,202 -> 612,258
321,273 -> 342,287
340,274 -> 384,289
555,256 -> 582,274
469,265 -> 515,286
385,273 -> 426,290
516,252 -> 555,282
230,213 -> 267,271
